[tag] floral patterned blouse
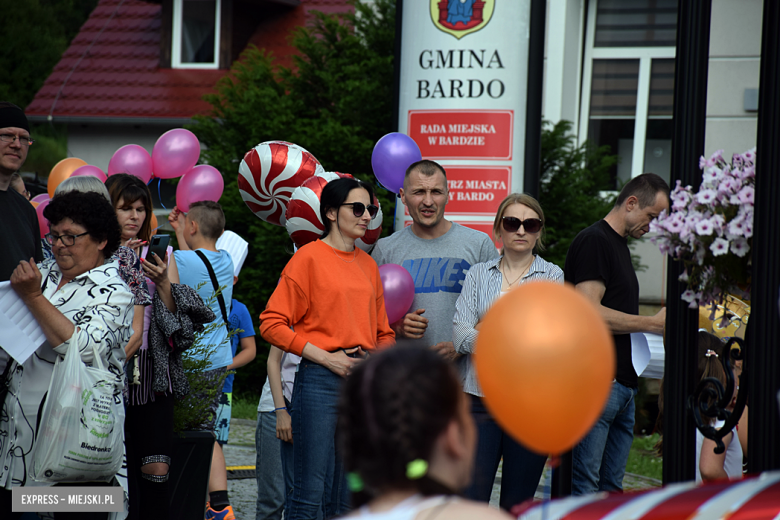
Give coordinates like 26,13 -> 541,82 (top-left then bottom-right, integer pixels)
41,243 -> 151,306
0,259 -> 134,489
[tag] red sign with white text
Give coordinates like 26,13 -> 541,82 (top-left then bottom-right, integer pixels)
408,110 -> 514,160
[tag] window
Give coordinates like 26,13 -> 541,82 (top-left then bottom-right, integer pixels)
172,0 -> 221,69
579,0 -> 677,188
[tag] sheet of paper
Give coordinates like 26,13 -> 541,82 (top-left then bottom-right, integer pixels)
0,281 -> 46,365
631,332 -> 664,379
643,333 -> 665,379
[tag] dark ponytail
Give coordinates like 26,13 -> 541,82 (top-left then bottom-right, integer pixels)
338,345 -> 462,506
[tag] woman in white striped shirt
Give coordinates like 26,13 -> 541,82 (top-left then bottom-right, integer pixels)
453,193 -> 563,511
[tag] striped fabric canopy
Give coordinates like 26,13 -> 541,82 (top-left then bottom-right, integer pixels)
516,471 -> 780,520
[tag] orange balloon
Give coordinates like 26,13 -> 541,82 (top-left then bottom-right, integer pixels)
30,201 -> 39,208
47,157 -> 87,197
474,281 -> 615,454
149,212 -> 158,232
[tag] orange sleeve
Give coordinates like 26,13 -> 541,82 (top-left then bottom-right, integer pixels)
373,264 -> 396,349
259,273 -> 310,357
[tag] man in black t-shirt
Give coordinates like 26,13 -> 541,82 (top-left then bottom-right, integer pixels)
564,173 -> 669,495
0,102 -> 43,371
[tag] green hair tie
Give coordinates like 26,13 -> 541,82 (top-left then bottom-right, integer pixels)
406,459 -> 428,480
347,472 -> 364,492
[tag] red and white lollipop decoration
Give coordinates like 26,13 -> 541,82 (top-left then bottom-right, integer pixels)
238,141 -> 324,227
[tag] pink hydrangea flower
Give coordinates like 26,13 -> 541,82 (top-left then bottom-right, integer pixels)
696,189 -> 718,204
730,237 -> 750,257
737,186 -> 754,204
695,218 -> 715,235
727,218 -> 746,238
710,237 -> 729,256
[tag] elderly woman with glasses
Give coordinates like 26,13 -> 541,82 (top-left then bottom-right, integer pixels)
453,193 -> 563,511
0,191 -> 133,520
260,177 -> 395,519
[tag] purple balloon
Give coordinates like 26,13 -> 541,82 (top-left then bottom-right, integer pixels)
378,263 -> 415,324
31,193 -> 50,204
371,133 -> 423,194
70,165 -> 107,183
176,165 -> 224,212
152,129 -> 201,179
108,144 -> 153,184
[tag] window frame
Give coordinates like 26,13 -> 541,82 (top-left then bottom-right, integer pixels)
171,0 -> 222,70
578,0 -> 676,181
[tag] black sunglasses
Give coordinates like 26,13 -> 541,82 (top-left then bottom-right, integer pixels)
502,217 -> 543,234
342,202 -> 379,220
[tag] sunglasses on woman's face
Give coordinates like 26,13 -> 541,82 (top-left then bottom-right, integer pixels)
502,216 -> 543,234
342,202 -> 379,219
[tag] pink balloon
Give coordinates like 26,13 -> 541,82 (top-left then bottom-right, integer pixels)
108,144 -> 153,184
152,129 -> 201,179
176,165 -> 224,212
378,263 -> 415,324
36,198 -> 51,239
70,165 -> 107,183
31,193 -> 50,204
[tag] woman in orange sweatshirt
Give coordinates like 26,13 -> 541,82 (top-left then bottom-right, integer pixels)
260,177 -> 395,519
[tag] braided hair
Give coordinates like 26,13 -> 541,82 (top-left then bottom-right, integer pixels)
338,345 -> 462,506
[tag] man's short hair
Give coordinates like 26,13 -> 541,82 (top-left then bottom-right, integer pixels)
614,173 -> 670,209
405,159 -> 447,181
188,200 -> 225,240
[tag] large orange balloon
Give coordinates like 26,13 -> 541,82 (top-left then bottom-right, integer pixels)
149,212 -> 159,232
474,281 -> 615,454
47,157 -> 87,197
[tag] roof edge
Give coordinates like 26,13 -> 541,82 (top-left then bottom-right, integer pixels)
27,115 -> 200,126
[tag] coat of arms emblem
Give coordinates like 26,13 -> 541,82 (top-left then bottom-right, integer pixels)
430,0 -> 494,40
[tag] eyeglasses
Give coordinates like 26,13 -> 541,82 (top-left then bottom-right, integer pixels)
0,134 -> 35,147
342,202 -> 379,219
45,232 -> 89,247
502,217 -> 543,234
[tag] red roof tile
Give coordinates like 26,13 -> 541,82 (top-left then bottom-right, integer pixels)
27,0 -> 352,121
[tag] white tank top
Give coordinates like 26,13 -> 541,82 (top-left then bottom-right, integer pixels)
352,495 -> 456,520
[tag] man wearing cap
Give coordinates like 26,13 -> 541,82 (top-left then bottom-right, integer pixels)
0,102 -> 42,282
0,102 -> 43,373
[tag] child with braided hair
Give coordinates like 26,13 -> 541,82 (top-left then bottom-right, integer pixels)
337,345 -> 511,520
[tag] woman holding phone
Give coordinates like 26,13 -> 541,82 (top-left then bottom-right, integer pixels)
105,174 -> 181,520
453,193 -> 563,511
260,177 -> 395,519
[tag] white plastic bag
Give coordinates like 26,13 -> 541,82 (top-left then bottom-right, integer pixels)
30,340 -> 125,482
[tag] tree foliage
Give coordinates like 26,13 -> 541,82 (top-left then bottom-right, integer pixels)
539,120 -> 618,268
0,0 -> 98,108
189,0 -> 397,394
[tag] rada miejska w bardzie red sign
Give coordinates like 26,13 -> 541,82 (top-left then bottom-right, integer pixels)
395,0 -> 532,234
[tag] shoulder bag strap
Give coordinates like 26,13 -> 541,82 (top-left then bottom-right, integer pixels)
194,250 -> 230,331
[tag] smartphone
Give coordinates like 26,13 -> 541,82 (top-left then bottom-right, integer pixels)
145,234 -> 171,262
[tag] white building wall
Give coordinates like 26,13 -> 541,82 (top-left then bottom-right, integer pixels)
704,0 -> 762,160
67,123 -> 180,172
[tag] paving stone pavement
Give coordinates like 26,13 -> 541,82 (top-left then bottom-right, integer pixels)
224,418 -> 258,520
223,418 -> 661,519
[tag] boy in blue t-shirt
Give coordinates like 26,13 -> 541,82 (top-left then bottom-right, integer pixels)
170,201 -> 236,520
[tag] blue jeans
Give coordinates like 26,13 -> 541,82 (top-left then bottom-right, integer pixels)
256,411 -> 284,520
288,361 -> 349,520
572,381 -> 637,495
464,394 -> 548,510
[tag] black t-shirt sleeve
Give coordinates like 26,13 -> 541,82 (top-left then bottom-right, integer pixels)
567,231 -> 613,287
31,208 -> 43,263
